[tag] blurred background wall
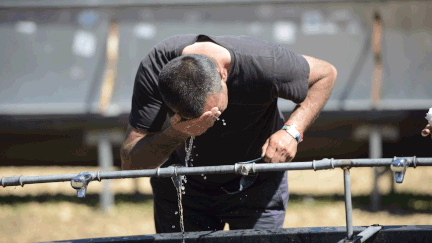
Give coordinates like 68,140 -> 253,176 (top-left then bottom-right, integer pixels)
0,0 -> 432,242
0,0 -> 431,168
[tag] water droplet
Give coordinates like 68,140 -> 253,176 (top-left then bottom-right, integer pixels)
193,146 -> 196,148
172,225 -> 175,228
203,176 -> 207,180
191,159 -> 193,161
240,198 -> 242,200
185,136 -> 194,166
201,174 -> 204,177
245,195 -> 247,197
196,154 -> 198,157
175,211 -> 178,215
182,191 -> 185,194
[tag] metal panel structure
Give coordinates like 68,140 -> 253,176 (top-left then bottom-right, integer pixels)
0,0 -> 406,8
1,1 -> 431,116
0,8 -> 110,115
108,2 -> 432,115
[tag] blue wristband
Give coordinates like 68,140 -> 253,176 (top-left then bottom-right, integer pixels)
282,125 -> 302,143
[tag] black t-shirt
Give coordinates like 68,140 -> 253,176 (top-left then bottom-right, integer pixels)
129,34 -> 310,188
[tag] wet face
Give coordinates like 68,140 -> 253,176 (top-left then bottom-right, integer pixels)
174,81 -> 227,122
204,80 -> 228,116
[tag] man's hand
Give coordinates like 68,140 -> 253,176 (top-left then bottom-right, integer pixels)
261,130 -> 298,163
421,124 -> 431,138
171,107 -> 221,137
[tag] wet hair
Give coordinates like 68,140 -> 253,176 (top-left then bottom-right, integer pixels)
158,54 -> 222,119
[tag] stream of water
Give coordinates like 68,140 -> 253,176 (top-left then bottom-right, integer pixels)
171,118 -> 226,242
171,136 -> 195,243
171,174 -> 186,243
184,136 -> 194,167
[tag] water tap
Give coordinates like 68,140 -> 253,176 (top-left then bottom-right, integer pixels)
71,172 -> 93,198
390,158 -> 407,183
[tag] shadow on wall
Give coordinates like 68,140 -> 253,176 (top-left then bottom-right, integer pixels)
0,111 -> 430,166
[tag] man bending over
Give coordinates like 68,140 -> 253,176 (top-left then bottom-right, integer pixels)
121,34 -> 337,232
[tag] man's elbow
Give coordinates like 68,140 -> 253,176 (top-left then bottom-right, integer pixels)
327,63 -> 337,84
313,62 -> 337,90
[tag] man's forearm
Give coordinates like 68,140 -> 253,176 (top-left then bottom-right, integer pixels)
286,67 -> 337,133
121,126 -> 189,170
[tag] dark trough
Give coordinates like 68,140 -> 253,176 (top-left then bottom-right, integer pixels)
44,225 -> 432,243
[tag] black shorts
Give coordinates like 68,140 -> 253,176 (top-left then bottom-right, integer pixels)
151,171 -> 289,233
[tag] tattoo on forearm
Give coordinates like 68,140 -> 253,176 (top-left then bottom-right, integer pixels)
121,128 -> 147,162
132,128 -> 147,135
120,142 -> 134,161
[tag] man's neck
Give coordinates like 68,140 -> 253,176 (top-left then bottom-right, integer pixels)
182,42 -> 230,82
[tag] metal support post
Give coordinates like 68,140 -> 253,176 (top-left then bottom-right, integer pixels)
357,224 -> 383,242
370,126 -> 382,212
343,167 -> 354,240
98,136 -> 114,213
84,129 -> 124,213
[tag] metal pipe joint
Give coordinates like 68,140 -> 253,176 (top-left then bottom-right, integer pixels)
71,172 -> 93,198
235,162 -> 256,175
1,175 -> 25,188
390,157 -> 408,183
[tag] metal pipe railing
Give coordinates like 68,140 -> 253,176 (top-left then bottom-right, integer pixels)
2,156 -> 432,242
2,157 -> 431,187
